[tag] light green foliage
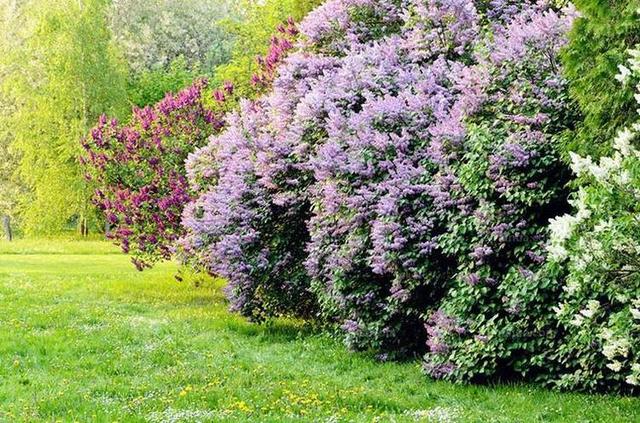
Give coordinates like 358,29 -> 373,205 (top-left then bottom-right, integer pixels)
126,56 -> 200,107
0,241 -> 638,421
562,0 -> 640,157
0,0 -> 27,228
0,0 -> 129,236
213,0 -> 322,104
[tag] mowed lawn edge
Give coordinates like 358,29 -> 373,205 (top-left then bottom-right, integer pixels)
0,240 -> 638,422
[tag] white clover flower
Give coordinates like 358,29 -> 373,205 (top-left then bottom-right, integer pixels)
607,361 -> 623,372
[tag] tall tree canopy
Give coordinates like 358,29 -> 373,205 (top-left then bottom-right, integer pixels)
0,0 -> 129,235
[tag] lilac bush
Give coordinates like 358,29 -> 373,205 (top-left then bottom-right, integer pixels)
183,0 -> 579,369
180,53 -> 340,319
82,19 -> 302,270
423,3 -> 579,381
82,80 -> 221,269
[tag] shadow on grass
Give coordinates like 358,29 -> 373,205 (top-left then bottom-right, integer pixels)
224,316 -> 323,344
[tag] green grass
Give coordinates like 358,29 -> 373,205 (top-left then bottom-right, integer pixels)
0,240 -> 638,422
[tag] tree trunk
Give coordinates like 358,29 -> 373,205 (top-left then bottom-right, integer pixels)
78,215 -> 88,237
2,215 -> 12,241
105,220 -> 111,238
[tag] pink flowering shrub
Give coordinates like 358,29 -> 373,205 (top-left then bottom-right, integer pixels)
82,80 -> 222,269
182,0 -> 579,372
82,19 -> 301,270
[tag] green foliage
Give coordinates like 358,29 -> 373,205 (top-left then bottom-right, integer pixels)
213,0 -> 322,104
562,0 -> 640,157
0,0 -> 129,236
126,56 -> 200,107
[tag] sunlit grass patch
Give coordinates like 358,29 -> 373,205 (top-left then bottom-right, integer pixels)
0,243 -> 638,422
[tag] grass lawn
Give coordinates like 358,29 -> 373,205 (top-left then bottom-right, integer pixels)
0,240 -> 638,422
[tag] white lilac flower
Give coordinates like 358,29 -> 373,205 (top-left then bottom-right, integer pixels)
573,189 -> 592,221
602,337 -> 631,360
631,307 -> 640,320
607,361 -> 623,372
564,277 -> 581,295
614,128 -> 635,156
617,170 -> 631,185
570,314 -> 584,327
615,64 -> 632,83
549,214 -> 579,243
547,243 -> 568,261
626,374 -> 639,386
569,152 -> 593,176
553,303 -> 568,317
579,300 -> 600,318
598,154 -> 623,178
593,218 -> 613,233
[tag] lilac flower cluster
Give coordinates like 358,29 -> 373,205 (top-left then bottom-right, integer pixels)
181,0 -> 578,373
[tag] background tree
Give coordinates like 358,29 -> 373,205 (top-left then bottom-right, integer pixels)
0,0 -> 129,236
108,0 -> 238,108
0,0 -> 28,239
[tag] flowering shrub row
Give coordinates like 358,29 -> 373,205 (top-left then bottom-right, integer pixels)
82,19 -> 300,269
87,0 -> 640,393
181,0 -> 588,387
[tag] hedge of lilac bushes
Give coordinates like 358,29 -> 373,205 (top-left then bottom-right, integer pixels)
179,0 -> 622,389
88,0 -> 640,393
81,20 -> 300,270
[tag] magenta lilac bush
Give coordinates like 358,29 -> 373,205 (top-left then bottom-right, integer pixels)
82,19 -> 301,269
82,80 -> 222,269
182,0 -> 579,369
